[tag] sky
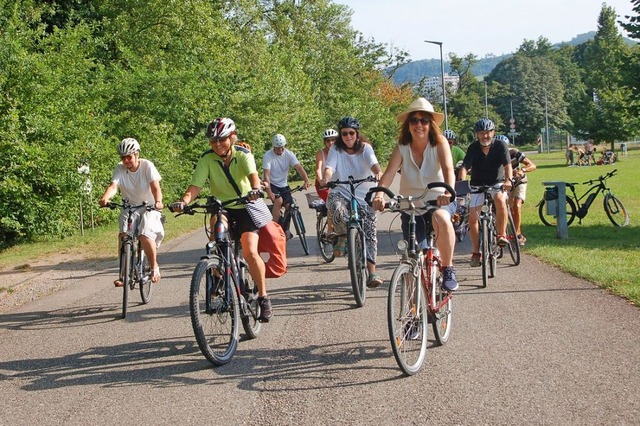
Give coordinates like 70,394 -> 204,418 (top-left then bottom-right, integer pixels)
335,0 -> 637,61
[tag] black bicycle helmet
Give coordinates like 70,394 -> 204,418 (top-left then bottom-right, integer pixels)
474,118 -> 495,132
338,116 -> 360,130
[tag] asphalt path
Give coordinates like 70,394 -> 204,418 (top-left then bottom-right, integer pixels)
1,185 -> 639,425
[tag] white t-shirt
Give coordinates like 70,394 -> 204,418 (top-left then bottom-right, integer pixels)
111,159 -> 162,204
262,149 -> 300,187
325,144 -> 379,202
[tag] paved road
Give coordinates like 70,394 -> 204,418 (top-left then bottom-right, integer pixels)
1,187 -> 639,425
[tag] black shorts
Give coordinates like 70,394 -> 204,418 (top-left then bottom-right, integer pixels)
224,208 -> 259,236
270,184 -> 294,206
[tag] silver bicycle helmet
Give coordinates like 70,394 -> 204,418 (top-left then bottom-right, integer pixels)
474,118 -> 495,132
272,134 -> 287,148
444,129 -> 456,140
494,134 -> 510,144
322,128 -> 338,139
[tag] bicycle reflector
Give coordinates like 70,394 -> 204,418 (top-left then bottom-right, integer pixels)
397,239 -> 408,252
481,205 -> 490,214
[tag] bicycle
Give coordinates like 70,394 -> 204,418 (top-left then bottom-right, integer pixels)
472,184 -> 520,288
452,180 -> 471,242
102,200 -> 156,319
326,175 -> 377,307
169,194 -> 263,366
538,169 -> 629,227
306,192 -> 334,263
272,185 -> 309,255
367,182 -> 455,376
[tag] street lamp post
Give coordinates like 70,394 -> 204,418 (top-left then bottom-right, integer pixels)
424,40 -> 448,130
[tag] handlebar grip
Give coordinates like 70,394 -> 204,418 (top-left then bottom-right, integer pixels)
427,181 -> 456,202
365,186 -> 396,205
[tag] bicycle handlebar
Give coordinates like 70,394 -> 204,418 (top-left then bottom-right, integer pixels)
325,175 -> 377,189
272,185 -> 304,198
365,182 -> 456,208
168,191 -> 264,216
582,168 -> 617,185
101,200 -> 155,211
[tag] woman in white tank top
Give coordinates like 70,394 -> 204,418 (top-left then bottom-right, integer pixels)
372,98 -> 459,292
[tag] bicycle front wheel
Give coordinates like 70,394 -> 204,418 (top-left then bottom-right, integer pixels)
121,243 -> 132,319
604,194 -> 629,227
316,213 -> 335,263
347,226 -> 367,307
480,219 -> 489,288
138,246 -> 153,304
190,257 -> 240,366
292,208 -> 309,255
538,198 -> 577,227
505,212 -> 520,266
388,262 -> 428,376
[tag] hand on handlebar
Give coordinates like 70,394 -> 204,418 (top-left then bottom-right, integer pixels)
169,201 -> 185,213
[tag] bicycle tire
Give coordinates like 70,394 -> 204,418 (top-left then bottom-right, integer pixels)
387,262 -> 428,376
489,221 -> 497,279
239,260 -> 262,339
480,218 -> 489,288
138,245 -> 153,304
347,226 -> 366,307
121,242 -> 132,319
538,198 -> 577,227
190,257 -> 239,366
505,212 -> 520,266
316,213 -> 335,263
603,194 -> 629,227
428,249 -> 452,345
292,208 -> 309,255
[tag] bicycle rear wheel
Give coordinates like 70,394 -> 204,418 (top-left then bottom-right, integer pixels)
138,245 -> 153,304
347,226 -> 367,307
480,219 -> 489,288
190,257 -> 239,366
604,194 -> 629,227
489,223 -> 497,278
538,198 -> 577,227
239,259 -> 262,339
121,243 -> 132,319
292,208 -> 309,255
388,262 -> 428,376
505,212 -> 520,266
316,213 -> 335,263
428,252 -> 452,345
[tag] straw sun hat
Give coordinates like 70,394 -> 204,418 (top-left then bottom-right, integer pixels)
396,97 -> 445,127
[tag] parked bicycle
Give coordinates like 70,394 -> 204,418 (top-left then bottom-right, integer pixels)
169,194 -> 263,366
272,185 -> 309,255
102,200 -> 155,319
367,182 -> 455,376
326,175 -> 377,307
538,169 -> 629,227
306,193 -> 334,263
472,184 -> 520,288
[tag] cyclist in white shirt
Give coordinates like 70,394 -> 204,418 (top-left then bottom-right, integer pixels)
98,138 -> 165,285
262,134 -> 310,228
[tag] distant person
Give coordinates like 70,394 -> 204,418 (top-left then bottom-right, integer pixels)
444,129 -> 465,179
315,129 -> 338,202
566,143 -> 575,166
98,138 -> 165,286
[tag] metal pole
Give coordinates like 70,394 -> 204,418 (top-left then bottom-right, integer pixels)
424,40 -> 448,129
544,90 -> 550,154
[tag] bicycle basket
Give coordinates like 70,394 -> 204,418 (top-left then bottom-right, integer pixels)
544,186 -> 558,201
305,192 -> 325,210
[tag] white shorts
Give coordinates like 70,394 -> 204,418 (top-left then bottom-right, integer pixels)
469,185 -> 503,208
119,209 -> 165,248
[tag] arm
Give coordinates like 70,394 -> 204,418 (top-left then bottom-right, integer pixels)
98,182 -> 118,207
263,168 -> 274,200
315,150 -> 324,181
436,136 -> 456,205
294,163 -> 311,189
150,180 -> 163,210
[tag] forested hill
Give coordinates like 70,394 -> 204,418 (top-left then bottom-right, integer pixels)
390,31 -> 637,84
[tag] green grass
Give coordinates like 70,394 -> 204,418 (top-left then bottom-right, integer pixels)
1,159 -> 639,307
521,148 -> 640,306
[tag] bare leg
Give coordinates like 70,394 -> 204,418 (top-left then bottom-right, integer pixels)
240,231 -> 267,297
432,209 -> 455,267
139,235 -> 160,282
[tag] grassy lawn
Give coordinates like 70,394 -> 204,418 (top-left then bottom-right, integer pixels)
520,148 -> 640,306
1,150 -> 639,307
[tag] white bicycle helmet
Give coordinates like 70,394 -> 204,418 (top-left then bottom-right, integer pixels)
322,128 -> 338,139
117,138 -> 140,156
444,129 -> 456,140
272,134 -> 287,148
206,117 -> 236,139
494,134 -> 510,144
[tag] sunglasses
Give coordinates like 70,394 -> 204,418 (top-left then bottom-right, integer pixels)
341,131 -> 356,137
209,137 -> 228,144
409,117 -> 430,125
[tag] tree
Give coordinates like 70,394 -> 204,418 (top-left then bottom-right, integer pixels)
619,0 -> 640,39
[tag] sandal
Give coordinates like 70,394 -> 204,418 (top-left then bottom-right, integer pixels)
367,273 -> 383,288
333,236 -> 347,257
497,234 -> 508,247
150,267 -> 161,283
113,279 -> 124,288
